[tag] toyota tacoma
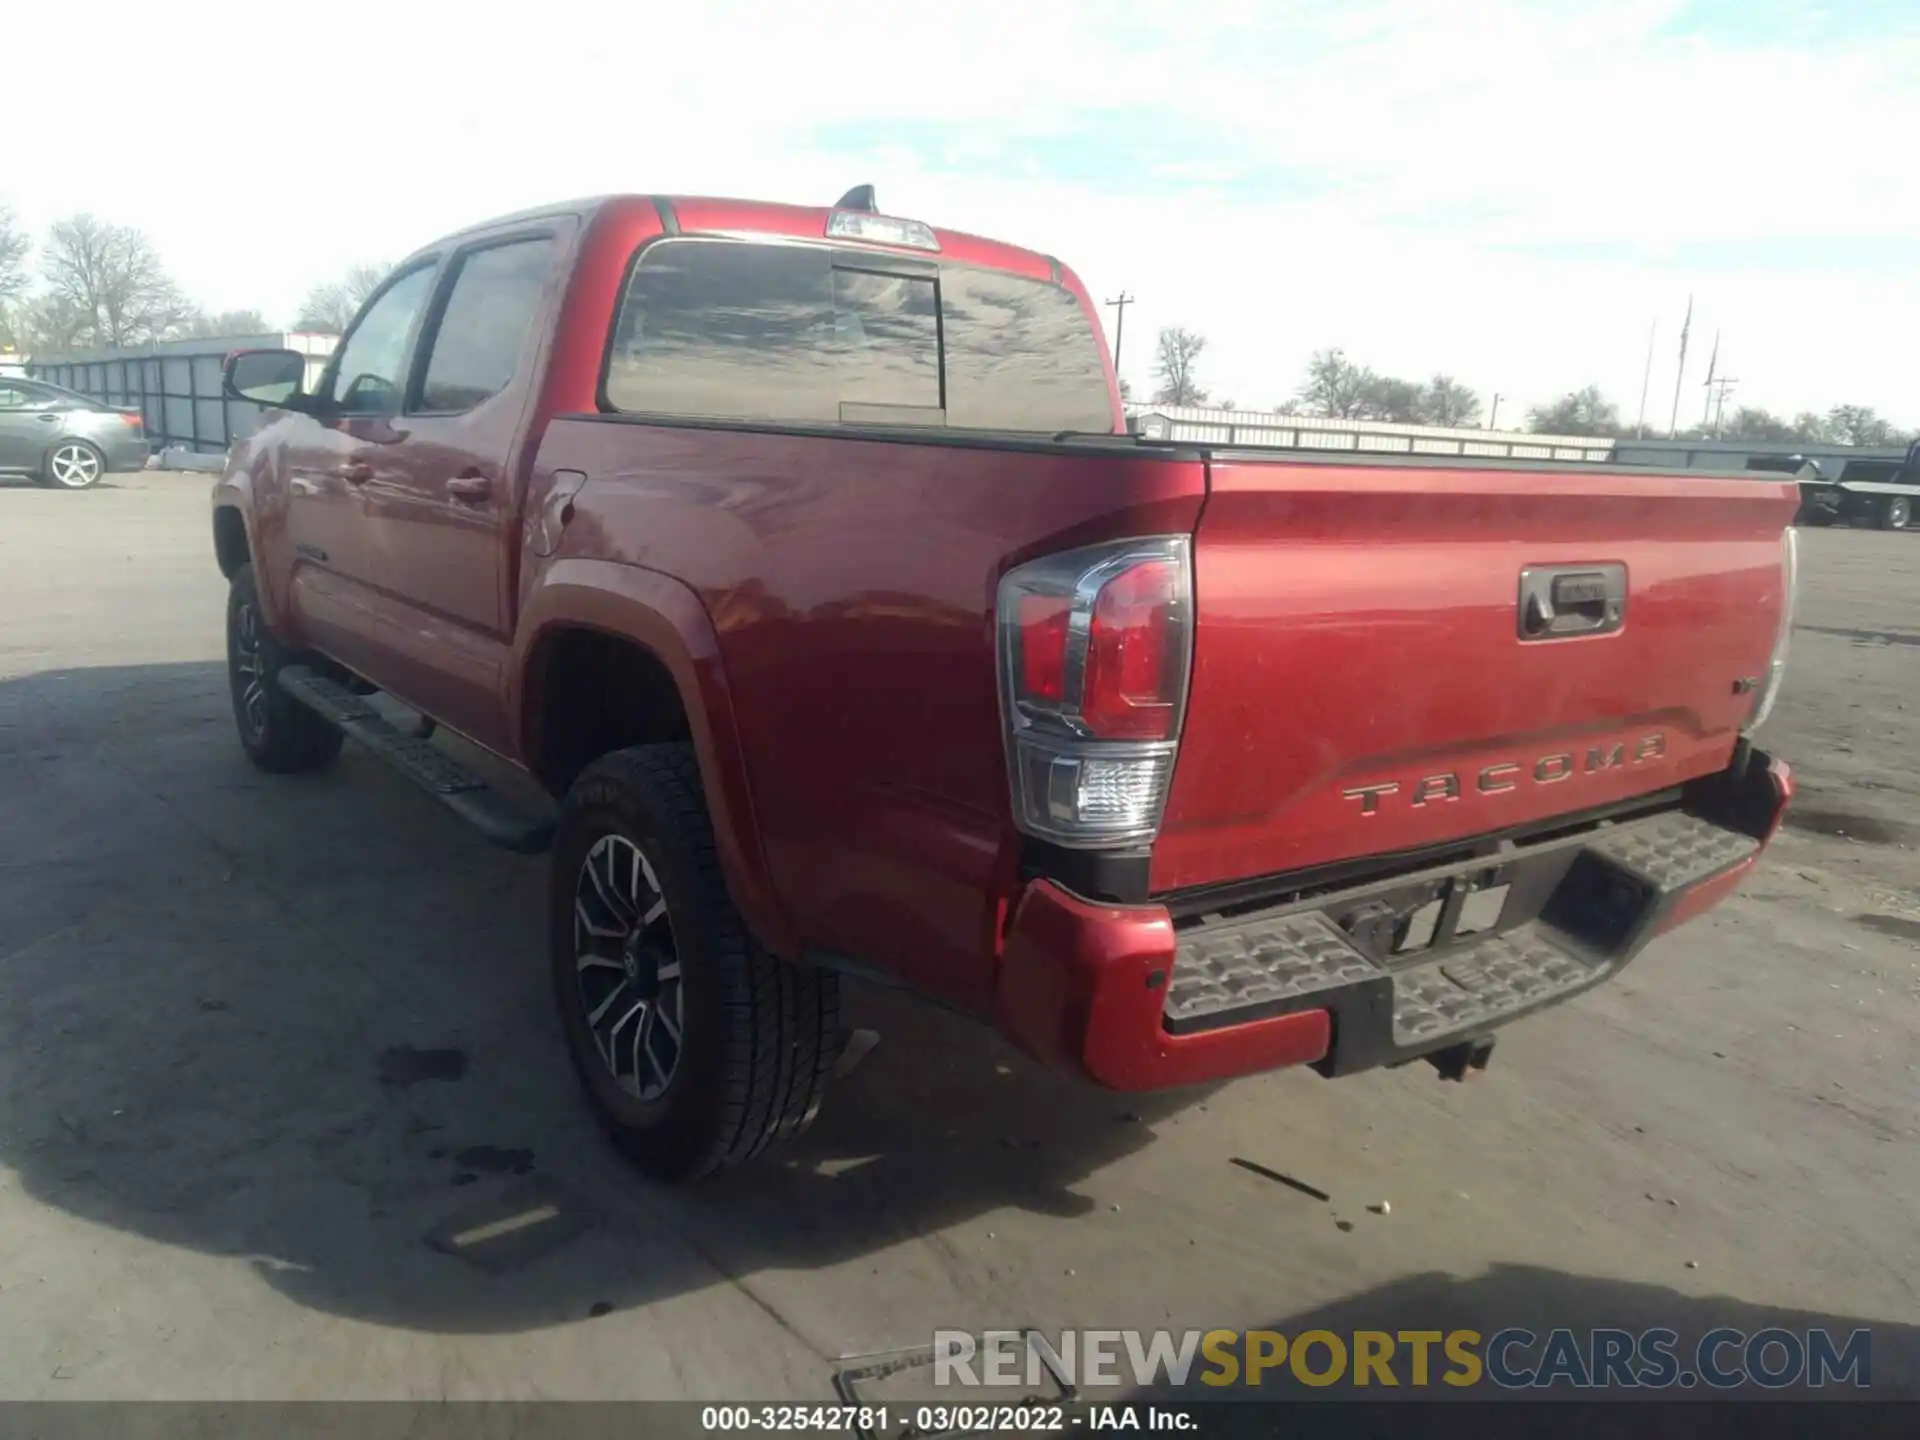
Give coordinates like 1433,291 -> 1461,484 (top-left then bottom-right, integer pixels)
210,189 -> 1799,1179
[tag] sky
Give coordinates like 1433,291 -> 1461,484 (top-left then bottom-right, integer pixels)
8,0 -> 1918,426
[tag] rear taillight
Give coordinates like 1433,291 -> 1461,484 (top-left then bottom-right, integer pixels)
119,413 -> 142,429
996,537 -> 1193,847
1745,526 -> 1799,733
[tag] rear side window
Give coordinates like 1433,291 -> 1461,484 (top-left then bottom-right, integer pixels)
603,238 -> 1111,433
418,237 -> 554,413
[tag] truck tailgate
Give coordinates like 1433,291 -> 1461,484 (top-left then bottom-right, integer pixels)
1152,459 -> 1798,893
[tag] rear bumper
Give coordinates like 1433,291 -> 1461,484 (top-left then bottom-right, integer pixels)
993,750 -> 1792,1092
99,433 -> 152,472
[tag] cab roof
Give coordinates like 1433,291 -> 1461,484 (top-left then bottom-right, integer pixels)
419,193 -> 1068,284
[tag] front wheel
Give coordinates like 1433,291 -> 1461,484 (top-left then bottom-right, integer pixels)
550,744 -> 841,1180
43,439 -> 107,490
226,564 -> 344,773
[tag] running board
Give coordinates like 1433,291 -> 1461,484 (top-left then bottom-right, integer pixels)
276,666 -> 554,854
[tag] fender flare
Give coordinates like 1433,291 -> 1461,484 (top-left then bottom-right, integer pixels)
211,473 -> 289,629
511,558 -> 797,959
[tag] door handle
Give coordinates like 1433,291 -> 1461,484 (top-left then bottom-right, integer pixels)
35,413 -> 59,423
446,474 -> 493,503
338,462 -> 373,485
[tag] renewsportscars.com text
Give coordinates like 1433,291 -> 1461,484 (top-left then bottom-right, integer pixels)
933,1326 -> 1873,1390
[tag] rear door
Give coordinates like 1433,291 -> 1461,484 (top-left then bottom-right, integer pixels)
347,228 -> 564,749
1152,458 -> 1799,893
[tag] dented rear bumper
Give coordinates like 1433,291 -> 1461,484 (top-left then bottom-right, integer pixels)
994,750 -> 1792,1092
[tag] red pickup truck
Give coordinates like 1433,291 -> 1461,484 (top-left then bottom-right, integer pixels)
212,190 -> 1799,1180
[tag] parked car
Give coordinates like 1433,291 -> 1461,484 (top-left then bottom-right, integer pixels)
0,377 -> 150,488
210,190 -> 1799,1181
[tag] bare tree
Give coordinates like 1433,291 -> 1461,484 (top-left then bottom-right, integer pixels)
1117,375 -> 1133,402
1359,375 -> 1424,423
1719,407 -> 1802,444
39,214 -> 193,349
1528,385 -> 1621,437
17,294 -> 88,353
1150,326 -> 1208,406
0,204 -> 28,349
1294,347 -> 1372,418
294,262 -> 391,334
1825,403 -> 1902,447
183,308 -> 274,339
0,206 -> 26,302
1420,374 -> 1482,427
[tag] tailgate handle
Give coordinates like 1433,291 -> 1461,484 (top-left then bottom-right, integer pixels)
1518,565 -> 1626,640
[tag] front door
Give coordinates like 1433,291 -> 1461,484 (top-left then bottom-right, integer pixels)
0,382 -> 62,473
279,262 -> 439,671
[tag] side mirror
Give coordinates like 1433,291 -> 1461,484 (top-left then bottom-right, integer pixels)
224,349 -> 313,410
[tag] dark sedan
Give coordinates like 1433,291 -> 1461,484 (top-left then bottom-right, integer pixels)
0,377 -> 151,489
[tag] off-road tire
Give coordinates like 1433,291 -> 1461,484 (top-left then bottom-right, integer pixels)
550,744 -> 841,1180
226,563 -> 344,774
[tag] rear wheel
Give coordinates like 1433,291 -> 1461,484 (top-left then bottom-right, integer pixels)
1880,495 -> 1912,531
226,564 -> 344,773
43,439 -> 106,490
550,744 -> 841,1180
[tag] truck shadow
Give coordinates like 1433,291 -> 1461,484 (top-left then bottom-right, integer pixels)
14,661 -> 1909,1388
0,661 -> 1200,1336
1191,1265 -> 1915,1399
1122,1268 -> 1919,1436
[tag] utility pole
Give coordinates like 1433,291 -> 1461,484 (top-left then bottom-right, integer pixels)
1105,292 -> 1134,386
1700,330 -> 1720,430
1709,376 -> 1739,437
1635,319 -> 1657,438
1487,393 -> 1502,431
1667,295 -> 1692,438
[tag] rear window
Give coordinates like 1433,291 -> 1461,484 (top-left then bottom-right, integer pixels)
602,238 -> 1112,433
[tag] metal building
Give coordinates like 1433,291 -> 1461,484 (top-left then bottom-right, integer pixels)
27,332 -> 337,457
